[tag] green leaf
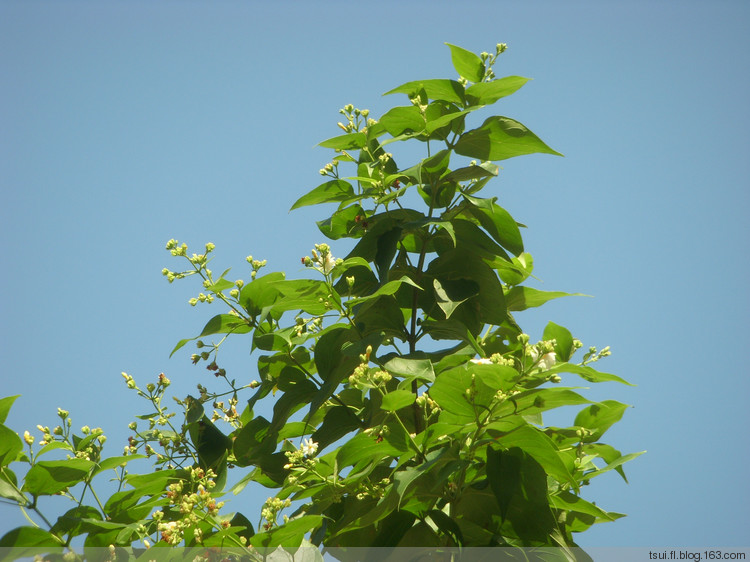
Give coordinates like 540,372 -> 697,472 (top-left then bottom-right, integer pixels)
429,368 -> 476,419
318,132 -> 367,150
317,204 -> 365,240
383,356 -> 435,385
424,107 -> 472,135
505,287 -> 587,312
93,454 -> 147,475
206,276 -> 235,293
497,252 -> 534,285
543,321 -> 575,362
427,509 -> 465,546
486,446 -> 557,541
488,423 -> 577,489
446,43 -> 484,83
0,469 -> 25,503
550,490 -> 622,522
462,194 -> 524,256
337,433 -> 404,468
189,417 -> 232,472
171,313 -> 252,356
312,407 -> 361,451
0,526 -> 62,547
0,395 -> 19,424
443,161 -> 499,183
582,449 -> 645,483
233,415 -> 273,466
50,505 -> 103,538
273,279 -> 336,316
372,509 -> 417,547
433,278 -> 475,319
470,363 -> 523,393
239,271 -> 285,318
347,276 -> 422,309
375,226 -> 402,282
574,400 -> 630,442
454,116 -> 563,161
379,106 -> 425,137
199,313 -> 251,338
0,424 -> 23,466
23,458 -> 95,496
381,389 -> 416,412
291,180 -> 355,210
426,248 -> 508,326
465,76 -> 530,106
384,78 -> 466,104
547,363 -> 633,386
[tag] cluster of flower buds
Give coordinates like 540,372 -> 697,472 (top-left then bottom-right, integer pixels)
355,477 -> 391,500
319,160 -> 340,176
283,437 -> 319,470
302,243 -> 341,275
261,496 -> 292,530
348,364 -> 392,390
165,239 -> 188,257
469,353 -> 514,367
415,393 -> 440,419
246,255 -> 267,279
337,103 -> 374,134
582,345 -> 612,365
151,468 -> 224,545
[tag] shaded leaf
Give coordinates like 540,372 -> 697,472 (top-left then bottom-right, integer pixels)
487,446 -> 557,542
489,424 -> 577,489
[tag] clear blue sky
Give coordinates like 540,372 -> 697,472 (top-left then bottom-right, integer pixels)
1,0 -> 748,549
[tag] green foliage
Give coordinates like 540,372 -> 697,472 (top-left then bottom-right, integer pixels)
0,43 -> 642,559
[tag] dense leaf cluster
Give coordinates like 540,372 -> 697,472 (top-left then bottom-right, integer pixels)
0,44 -> 641,559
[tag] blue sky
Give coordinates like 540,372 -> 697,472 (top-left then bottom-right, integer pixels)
1,0 -> 748,549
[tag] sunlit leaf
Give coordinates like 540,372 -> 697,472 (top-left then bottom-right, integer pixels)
0,395 -> 19,424
465,76 -> 530,106
505,287 -> 588,312
291,180 -> 355,210
318,132 -> 367,150
23,458 -> 95,496
381,390 -> 417,412
0,424 -> 23,466
0,526 -> 62,547
384,78 -> 466,104
446,43 -> 485,83
574,400 -> 630,442
455,116 -> 563,161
